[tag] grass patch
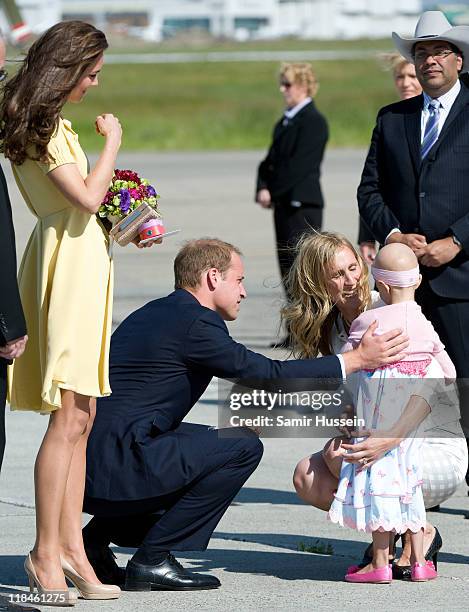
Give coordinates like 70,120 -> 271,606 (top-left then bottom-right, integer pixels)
104,35 -> 393,54
297,540 -> 334,555
62,57 -> 394,151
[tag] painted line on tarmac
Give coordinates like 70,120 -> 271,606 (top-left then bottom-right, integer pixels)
0,498 -> 34,510
105,49 -> 376,64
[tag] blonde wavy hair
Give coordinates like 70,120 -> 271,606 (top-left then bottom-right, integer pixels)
378,52 -> 412,76
280,62 -> 318,97
281,232 -> 371,358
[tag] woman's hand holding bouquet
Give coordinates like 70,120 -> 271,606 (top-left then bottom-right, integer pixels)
98,169 -> 171,247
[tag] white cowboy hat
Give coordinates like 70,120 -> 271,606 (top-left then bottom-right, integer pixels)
392,11 -> 469,72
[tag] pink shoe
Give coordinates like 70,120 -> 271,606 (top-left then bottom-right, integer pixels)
411,561 -> 437,582
345,565 -> 392,583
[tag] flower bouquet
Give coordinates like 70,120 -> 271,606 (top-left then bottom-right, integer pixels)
98,169 -> 166,246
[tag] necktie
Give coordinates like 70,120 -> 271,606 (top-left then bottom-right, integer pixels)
421,99 -> 440,159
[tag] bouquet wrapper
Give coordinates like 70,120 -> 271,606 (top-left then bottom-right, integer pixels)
109,202 -> 161,246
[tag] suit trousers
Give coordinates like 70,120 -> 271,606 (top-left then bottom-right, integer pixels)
417,278 -> 469,435
83,423 -> 263,563
273,203 -> 322,298
0,361 -> 7,472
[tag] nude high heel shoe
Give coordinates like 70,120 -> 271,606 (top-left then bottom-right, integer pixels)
61,557 -> 121,599
24,553 -> 77,607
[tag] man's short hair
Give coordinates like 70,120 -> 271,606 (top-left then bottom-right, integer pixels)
174,238 -> 242,289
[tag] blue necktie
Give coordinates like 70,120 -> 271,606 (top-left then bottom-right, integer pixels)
421,99 -> 440,159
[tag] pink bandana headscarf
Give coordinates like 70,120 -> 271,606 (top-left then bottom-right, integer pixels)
371,265 -> 420,288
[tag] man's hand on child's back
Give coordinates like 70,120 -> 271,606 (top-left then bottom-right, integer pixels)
342,321 -> 409,374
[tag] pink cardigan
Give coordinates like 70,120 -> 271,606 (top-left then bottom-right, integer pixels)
344,301 -> 456,381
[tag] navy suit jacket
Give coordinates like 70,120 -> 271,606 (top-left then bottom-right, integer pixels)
86,289 -> 341,501
256,101 -> 328,206
0,165 -> 26,350
357,83 -> 469,299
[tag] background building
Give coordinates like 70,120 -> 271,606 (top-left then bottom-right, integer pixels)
1,0 -> 429,43
64,0 -> 424,42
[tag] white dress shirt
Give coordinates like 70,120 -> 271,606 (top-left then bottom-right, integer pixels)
421,79 -> 461,141
283,97 -> 312,121
386,80 -> 461,242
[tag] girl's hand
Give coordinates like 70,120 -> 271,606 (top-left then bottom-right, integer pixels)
341,430 -> 401,472
131,236 -> 163,249
95,114 -> 122,143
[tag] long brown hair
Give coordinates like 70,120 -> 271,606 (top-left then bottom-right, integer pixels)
281,232 -> 371,358
0,20 -> 108,165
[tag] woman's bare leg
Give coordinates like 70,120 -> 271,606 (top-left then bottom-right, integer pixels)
293,449 -> 339,511
59,398 -> 101,583
31,390 -> 91,589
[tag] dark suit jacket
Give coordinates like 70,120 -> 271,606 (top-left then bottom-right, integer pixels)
0,164 -> 26,349
256,100 -> 328,206
358,218 -> 375,245
358,83 -> 469,299
86,289 -> 341,501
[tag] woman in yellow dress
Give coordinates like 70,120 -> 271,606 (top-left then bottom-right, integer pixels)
0,21 -> 122,604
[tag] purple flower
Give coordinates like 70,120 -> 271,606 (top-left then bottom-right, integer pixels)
147,185 -> 157,197
119,189 -> 131,213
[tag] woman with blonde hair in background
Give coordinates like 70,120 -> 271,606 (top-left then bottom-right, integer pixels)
1,21 -> 122,604
256,62 -> 328,347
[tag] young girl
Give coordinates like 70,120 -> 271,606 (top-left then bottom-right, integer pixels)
328,242 -> 455,583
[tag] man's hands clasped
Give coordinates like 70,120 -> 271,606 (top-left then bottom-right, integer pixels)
387,231 -> 462,267
0,335 -> 28,360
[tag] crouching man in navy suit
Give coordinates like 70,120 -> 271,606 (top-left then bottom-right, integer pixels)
83,238 -> 407,592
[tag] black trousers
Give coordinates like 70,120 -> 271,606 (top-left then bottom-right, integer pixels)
0,361 -> 7,473
273,203 -> 322,298
83,424 -> 263,561
417,279 -> 469,434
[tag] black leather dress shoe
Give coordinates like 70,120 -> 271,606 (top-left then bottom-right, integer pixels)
124,555 -> 221,591
83,538 -> 126,586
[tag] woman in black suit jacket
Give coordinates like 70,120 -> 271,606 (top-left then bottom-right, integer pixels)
256,62 -> 328,301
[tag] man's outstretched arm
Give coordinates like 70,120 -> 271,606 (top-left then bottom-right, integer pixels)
184,312 -> 408,380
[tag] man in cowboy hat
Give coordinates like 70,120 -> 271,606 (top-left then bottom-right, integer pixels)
358,10 -> 469,487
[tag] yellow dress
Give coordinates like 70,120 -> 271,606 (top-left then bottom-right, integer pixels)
8,118 -> 114,413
